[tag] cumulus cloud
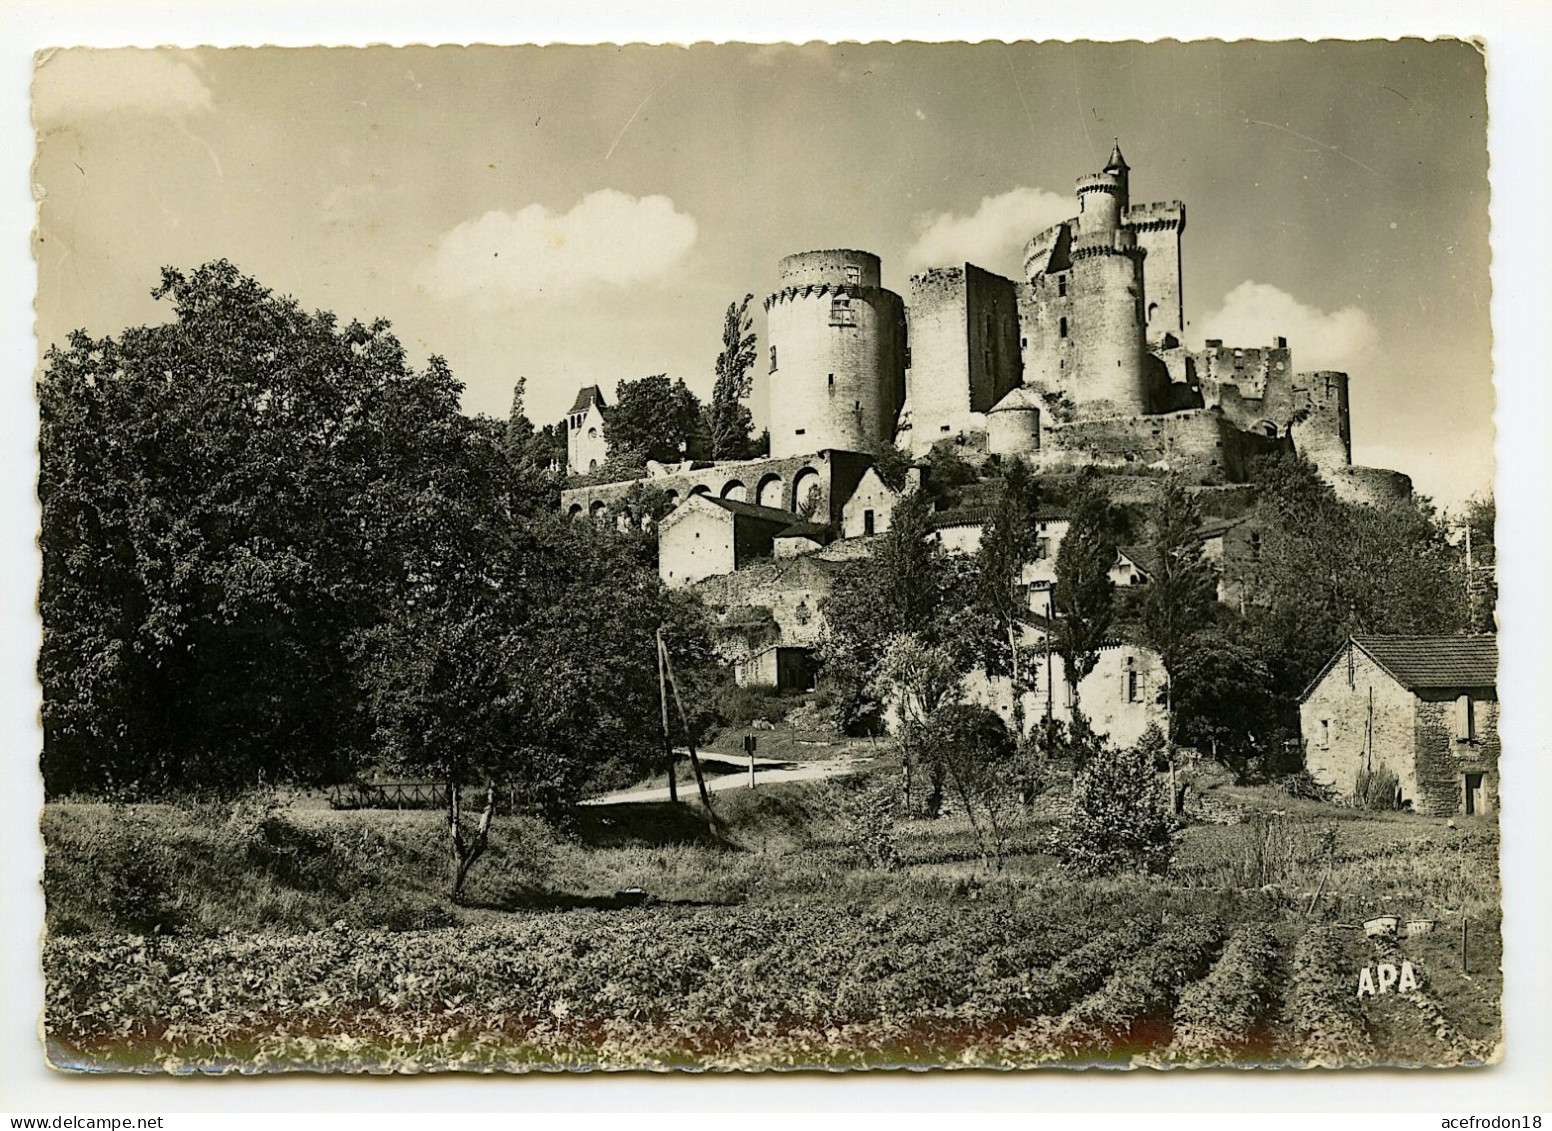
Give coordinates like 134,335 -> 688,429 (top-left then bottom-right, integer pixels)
905,187 -> 1071,277
34,49 -> 213,126
424,190 -> 697,303
1198,281 -> 1379,372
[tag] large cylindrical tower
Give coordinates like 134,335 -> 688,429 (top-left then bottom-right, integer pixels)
1068,228 -> 1149,418
764,250 -> 907,459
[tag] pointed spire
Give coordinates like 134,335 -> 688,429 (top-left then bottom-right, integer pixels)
1105,138 -> 1129,173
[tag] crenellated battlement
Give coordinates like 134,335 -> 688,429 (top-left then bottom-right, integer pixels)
1077,173 -> 1122,195
763,282 -> 901,312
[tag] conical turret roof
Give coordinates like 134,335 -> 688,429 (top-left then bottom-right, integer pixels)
1104,138 -> 1129,173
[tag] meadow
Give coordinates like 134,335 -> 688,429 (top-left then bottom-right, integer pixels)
41,761 -> 1502,1073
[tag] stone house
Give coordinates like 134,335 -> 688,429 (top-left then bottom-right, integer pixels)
1299,635 -> 1499,816
658,495 -> 806,587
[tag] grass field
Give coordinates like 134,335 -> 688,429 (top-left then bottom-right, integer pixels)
40,760 -> 1502,1072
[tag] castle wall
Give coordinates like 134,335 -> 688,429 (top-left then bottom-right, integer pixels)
1328,466 -> 1413,506
659,503 -> 739,588
766,250 -> 906,459
965,265 -> 1024,413
987,404 -> 1041,457
1057,238 -> 1148,418
1040,409 -> 1289,482
1196,339 -> 1295,422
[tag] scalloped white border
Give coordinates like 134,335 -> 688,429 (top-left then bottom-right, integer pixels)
4,2 -> 1549,1118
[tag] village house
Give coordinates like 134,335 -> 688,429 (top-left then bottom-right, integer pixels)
1299,635 -> 1499,816
658,495 -> 808,587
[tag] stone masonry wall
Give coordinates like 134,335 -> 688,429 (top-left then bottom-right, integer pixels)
1413,689 -> 1499,816
1301,642 -> 1419,802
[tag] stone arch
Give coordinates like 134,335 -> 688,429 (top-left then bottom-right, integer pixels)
1257,420 -> 1279,438
756,473 -> 784,509
720,479 -> 747,502
589,499 -> 607,518
791,466 -> 822,518
567,502 -> 584,520
689,484 -> 711,498
664,489 -> 680,508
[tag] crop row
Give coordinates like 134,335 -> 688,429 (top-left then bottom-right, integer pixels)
46,902 -> 1151,1071
1285,926 -> 1374,1066
1164,924 -> 1281,1064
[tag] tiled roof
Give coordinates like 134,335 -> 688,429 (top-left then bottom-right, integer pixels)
1351,635 -> 1498,691
567,384 -> 605,414
775,521 -> 833,541
704,497 -> 809,526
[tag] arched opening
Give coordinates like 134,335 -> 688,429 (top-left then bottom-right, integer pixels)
756,474 -> 784,509
567,503 -> 584,520
664,490 -> 680,508
791,467 -> 822,519
1147,302 -> 1158,325
1258,421 -> 1278,438
720,479 -> 747,502
589,500 -> 607,519
689,484 -> 711,498
588,458 -> 598,472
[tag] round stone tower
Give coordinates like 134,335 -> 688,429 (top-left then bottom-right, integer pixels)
764,250 -> 907,459
1066,142 -> 1149,418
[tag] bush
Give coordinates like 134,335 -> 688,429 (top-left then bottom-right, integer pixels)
705,682 -> 800,732
1278,770 -> 1336,803
1355,765 -> 1402,811
825,777 -> 901,870
43,807 -> 185,935
1052,733 -> 1177,877
1167,924 -> 1280,1062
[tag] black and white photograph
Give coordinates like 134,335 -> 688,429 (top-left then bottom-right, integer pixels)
18,27 -> 1539,1089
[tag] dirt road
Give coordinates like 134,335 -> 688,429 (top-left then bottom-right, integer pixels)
581,751 -> 871,806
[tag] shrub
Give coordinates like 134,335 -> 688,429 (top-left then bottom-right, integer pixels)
43,807 -> 185,935
1355,765 -> 1402,811
1052,733 -> 1177,877
1278,770 -> 1336,803
825,777 -> 901,870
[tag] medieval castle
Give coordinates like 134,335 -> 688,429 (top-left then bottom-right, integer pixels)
564,142 -> 1406,519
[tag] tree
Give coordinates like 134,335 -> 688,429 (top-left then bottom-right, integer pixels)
1461,494 -> 1496,633
1136,477 -> 1218,807
707,295 -> 758,461
37,260 -> 509,796
1053,730 -> 1177,877
819,491 -> 946,733
1172,624 -> 1283,781
1246,453 -> 1469,710
603,374 -> 705,467
921,703 -> 1018,869
1052,473 -> 1119,719
357,515 -> 719,897
874,633 -> 965,816
976,460 -> 1042,728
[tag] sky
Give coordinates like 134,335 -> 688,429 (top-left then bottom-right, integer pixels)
32,40 -> 1492,506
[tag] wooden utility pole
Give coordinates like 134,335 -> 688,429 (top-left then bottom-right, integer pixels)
659,633 -> 712,806
656,628 -> 677,804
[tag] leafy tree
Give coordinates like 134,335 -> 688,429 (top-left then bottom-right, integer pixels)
1461,494 -> 1496,633
37,260 -> 511,796
976,460 -> 1042,722
874,633 -> 965,816
603,374 -> 705,467
707,295 -> 758,461
1246,454 -> 1468,707
357,516 -> 718,896
1053,729 -> 1176,877
1052,473 -> 1119,719
1136,477 -> 1218,806
921,703 -> 1018,868
921,440 -> 978,507
1172,624 -> 1283,781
